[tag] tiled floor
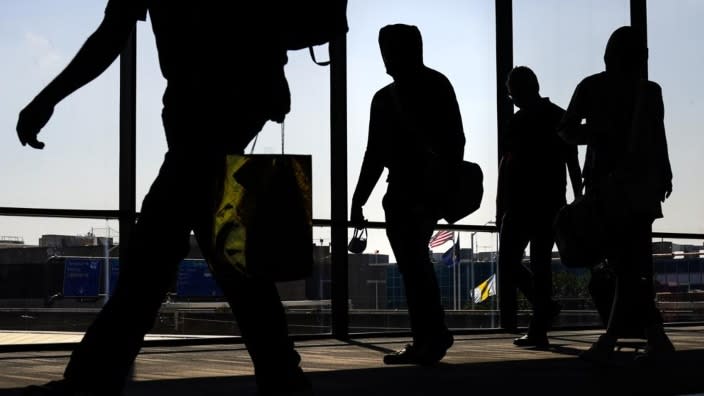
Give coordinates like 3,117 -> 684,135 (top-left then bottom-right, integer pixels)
0,327 -> 702,395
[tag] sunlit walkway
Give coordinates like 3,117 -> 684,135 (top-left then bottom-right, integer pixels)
0,326 -> 703,395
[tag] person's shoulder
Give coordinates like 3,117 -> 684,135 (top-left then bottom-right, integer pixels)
542,97 -> 565,114
644,79 -> 663,95
578,72 -> 606,87
372,83 -> 395,106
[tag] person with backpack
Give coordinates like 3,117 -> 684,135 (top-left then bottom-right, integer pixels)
558,26 -> 674,364
351,24 -> 465,365
17,2 -> 346,395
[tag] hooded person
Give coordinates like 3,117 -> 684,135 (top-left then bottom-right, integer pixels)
558,26 -> 674,364
350,24 -> 465,365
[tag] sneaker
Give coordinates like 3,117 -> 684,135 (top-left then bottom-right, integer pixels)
515,301 -> 561,348
635,330 -> 675,365
579,334 -> 616,365
384,344 -> 428,365
513,333 -> 549,348
384,333 -> 453,366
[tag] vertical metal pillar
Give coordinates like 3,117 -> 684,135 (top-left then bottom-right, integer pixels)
119,27 -> 137,276
495,0 -> 515,330
630,0 -> 648,79
329,36 -> 349,340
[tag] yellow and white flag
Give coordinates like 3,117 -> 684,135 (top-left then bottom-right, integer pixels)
472,274 -> 496,304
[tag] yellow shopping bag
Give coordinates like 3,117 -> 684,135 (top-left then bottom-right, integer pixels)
213,154 -> 313,281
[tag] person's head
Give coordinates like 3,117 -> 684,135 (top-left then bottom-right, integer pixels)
604,26 -> 647,76
506,66 -> 540,109
378,24 -> 424,80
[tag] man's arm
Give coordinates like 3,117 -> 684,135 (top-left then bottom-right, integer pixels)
565,145 -> 583,198
16,11 -> 138,149
651,82 -> 673,201
558,80 -> 591,145
350,95 -> 386,226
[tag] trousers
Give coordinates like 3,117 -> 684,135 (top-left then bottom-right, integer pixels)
383,191 -> 449,346
64,151 -> 300,392
498,206 -> 561,330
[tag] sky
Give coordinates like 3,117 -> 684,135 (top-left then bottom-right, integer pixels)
0,1 -> 702,258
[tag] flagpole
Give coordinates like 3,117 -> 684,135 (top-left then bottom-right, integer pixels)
456,236 -> 460,311
455,236 -> 459,311
452,238 -> 456,310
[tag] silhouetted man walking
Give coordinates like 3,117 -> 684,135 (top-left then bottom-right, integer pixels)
17,2 -> 321,395
497,66 -> 582,347
351,24 -> 464,365
559,26 -> 674,364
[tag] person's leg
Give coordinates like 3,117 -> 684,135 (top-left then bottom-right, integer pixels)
582,216 -> 670,363
525,212 -> 561,337
606,217 -> 652,338
383,196 -> 451,364
498,211 -> 532,331
62,152 -> 195,393
211,264 -> 307,392
613,217 -> 673,359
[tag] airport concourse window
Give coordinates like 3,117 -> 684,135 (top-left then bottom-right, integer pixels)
346,1 -> 500,334
0,1 -> 120,210
648,1 -> 704,322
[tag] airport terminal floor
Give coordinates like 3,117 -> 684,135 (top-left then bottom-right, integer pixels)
1,326 -> 703,396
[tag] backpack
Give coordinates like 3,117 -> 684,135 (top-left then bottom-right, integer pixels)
279,0 -> 349,65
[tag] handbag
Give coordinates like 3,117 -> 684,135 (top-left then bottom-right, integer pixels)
553,194 -> 606,268
348,227 -> 367,254
441,160 -> 484,224
213,127 -> 313,282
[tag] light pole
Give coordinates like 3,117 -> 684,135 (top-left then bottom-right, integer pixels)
366,280 -> 386,310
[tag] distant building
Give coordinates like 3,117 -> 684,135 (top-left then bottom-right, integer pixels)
0,236 -> 24,249
39,234 -> 113,248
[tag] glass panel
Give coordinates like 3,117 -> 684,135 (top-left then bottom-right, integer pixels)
348,228 -> 501,335
512,0 -> 631,329
648,1 -> 704,235
0,1 -> 119,210
513,0 -> 631,203
135,21 -> 168,209
651,237 -> 704,323
0,216 -> 119,333
0,217 -> 332,336
345,0 -> 498,334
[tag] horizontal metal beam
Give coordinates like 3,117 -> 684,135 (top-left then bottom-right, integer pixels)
0,207 -> 119,220
2,210 -> 700,240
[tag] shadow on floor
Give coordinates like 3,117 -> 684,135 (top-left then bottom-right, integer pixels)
4,349 -> 701,396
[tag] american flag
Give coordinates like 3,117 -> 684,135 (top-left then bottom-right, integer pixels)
428,230 -> 454,248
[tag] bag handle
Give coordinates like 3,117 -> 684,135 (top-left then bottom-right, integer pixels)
309,46 -> 331,66
353,227 -> 367,241
249,122 -> 286,155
